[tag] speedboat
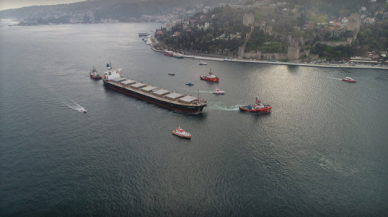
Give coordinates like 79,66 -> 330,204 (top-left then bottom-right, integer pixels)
213,88 -> 225,94
239,94 -> 272,113
168,72 -> 175,76
79,109 -> 87,113
186,82 -> 194,86
199,60 -> 207,65
89,66 -> 102,79
200,69 -> 219,82
172,126 -> 191,139
342,77 -> 356,83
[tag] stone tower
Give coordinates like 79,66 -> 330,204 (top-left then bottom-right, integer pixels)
287,38 -> 300,61
243,13 -> 254,26
347,13 -> 361,32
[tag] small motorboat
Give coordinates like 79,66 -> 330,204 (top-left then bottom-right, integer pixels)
168,72 -> 175,76
213,88 -> 225,94
199,60 -> 207,65
200,69 -> 219,82
172,125 -> 191,139
342,77 -> 356,83
89,66 -> 102,79
239,94 -> 272,113
186,82 -> 194,86
79,109 -> 87,113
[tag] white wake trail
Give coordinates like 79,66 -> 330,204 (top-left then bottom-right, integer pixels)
327,77 -> 343,81
211,104 -> 240,111
62,99 -> 86,112
198,90 -> 213,93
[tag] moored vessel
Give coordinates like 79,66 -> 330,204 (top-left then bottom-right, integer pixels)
172,125 -> 191,139
89,66 -> 102,79
173,53 -> 184,59
342,77 -> 356,83
102,63 -> 207,114
200,69 -> 219,82
163,50 -> 174,57
239,94 -> 272,113
138,32 -> 148,37
168,72 -> 175,76
199,60 -> 207,65
186,82 -> 194,86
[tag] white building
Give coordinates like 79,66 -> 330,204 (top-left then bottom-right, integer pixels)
364,17 -> 375,25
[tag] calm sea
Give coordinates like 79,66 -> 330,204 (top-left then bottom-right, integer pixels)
1,20 -> 388,216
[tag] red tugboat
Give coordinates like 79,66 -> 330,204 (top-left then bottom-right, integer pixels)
172,125 -> 191,139
239,94 -> 272,113
89,66 -> 102,79
200,69 -> 219,82
163,50 -> 174,57
342,77 -> 356,83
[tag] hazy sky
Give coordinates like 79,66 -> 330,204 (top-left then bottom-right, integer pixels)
0,0 -> 84,11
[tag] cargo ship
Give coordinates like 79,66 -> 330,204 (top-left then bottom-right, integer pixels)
102,63 -> 207,114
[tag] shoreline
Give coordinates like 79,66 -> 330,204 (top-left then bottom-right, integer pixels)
148,42 -> 388,71
183,56 -> 388,70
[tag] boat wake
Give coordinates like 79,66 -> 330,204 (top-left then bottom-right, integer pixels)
62,99 -> 86,113
198,90 -> 213,93
327,77 -> 343,81
42,84 -> 87,113
210,104 -> 240,111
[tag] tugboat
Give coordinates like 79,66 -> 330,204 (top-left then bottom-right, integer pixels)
199,60 -> 207,65
172,125 -> 191,139
200,69 -> 219,82
186,82 -> 194,86
239,94 -> 272,113
89,66 -> 102,79
342,77 -> 356,83
213,88 -> 225,94
168,72 -> 175,76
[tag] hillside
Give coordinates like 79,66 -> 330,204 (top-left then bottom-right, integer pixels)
154,0 -> 388,62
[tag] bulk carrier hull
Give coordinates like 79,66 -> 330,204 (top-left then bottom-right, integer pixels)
103,80 -> 207,114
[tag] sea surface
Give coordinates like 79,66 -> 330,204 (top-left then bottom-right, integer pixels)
1,20 -> 388,216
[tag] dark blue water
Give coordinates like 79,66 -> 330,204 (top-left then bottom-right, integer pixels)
1,21 -> 388,216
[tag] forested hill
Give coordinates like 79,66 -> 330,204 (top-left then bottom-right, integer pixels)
0,0 -> 238,20
155,0 -> 388,61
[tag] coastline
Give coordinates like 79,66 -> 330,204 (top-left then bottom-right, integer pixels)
148,39 -> 388,71
183,56 -> 388,70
